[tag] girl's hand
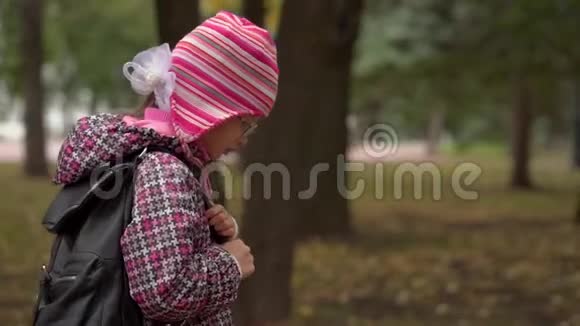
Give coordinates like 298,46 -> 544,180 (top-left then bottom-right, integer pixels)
220,239 -> 255,279
206,205 -> 238,239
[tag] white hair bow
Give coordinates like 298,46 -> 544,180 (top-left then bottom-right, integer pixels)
123,43 -> 175,111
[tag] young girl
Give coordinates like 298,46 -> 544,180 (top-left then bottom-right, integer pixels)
53,11 -> 278,325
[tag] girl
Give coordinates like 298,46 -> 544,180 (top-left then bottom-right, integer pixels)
53,11 -> 278,325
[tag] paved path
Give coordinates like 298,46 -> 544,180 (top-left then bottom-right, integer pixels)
0,140 -> 62,162
0,140 -> 432,163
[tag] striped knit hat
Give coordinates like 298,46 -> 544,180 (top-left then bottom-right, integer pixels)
170,11 -> 279,141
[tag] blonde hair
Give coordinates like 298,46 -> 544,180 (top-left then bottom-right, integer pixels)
132,94 -> 156,118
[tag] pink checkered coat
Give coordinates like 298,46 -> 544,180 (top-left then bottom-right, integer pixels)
54,113 -> 241,326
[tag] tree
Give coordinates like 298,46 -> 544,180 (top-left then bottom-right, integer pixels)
511,75 -> 534,188
236,1 -> 364,324
295,0 -> 364,238
572,81 -> 580,168
155,0 -> 200,48
242,0 -> 265,27
20,0 -> 48,177
354,0 -> 580,189
235,1 -> 302,319
47,0 -> 156,114
571,80 -> 580,224
0,0 -> 22,100
576,193 -> 580,225
426,109 -> 446,156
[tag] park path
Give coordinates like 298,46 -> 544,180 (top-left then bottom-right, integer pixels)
0,140 -> 431,163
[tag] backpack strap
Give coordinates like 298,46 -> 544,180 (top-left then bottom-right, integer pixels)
42,161 -> 136,234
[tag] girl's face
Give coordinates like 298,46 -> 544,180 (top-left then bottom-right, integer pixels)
199,116 -> 259,159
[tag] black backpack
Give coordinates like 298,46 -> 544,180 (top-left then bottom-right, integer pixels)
33,146 -> 224,326
32,149 -> 148,326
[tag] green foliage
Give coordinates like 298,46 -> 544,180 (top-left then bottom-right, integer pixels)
200,0 -> 282,32
0,0 -> 284,111
49,0 -> 156,107
200,0 -> 240,17
0,0 -> 156,110
0,0 -> 22,96
353,0 -> 580,140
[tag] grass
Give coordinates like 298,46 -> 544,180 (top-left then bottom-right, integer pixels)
0,165 -> 56,324
287,151 -> 580,326
1,150 -> 579,325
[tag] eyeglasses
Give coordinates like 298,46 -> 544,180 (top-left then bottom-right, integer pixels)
240,118 -> 258,137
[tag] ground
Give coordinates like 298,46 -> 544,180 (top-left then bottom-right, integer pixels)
0,148 -> 579,325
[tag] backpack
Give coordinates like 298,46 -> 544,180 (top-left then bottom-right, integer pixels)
32,148 -> 148,326
32,147 -> 222,326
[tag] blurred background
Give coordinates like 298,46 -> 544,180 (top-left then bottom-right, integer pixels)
2,0 -> 580,325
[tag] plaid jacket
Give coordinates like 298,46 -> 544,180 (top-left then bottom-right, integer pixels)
54,114 -> 241,325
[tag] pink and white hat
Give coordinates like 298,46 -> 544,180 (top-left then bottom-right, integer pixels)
123,11 -> 279,142
170,11 -> 279,141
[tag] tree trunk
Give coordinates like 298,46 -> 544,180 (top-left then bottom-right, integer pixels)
544,105 -> 565,150
235,1 -> 364,324
511,76 -> 533,189
570,80 -> 580,225
243,0 -> 265,27
61,95 -> 75,137
295,0 -> 363,238
575,192 -> 580,225
234,2 -> 302,321
88,93 -> 98,115
20,0 -> 48,177
572,80 -> 580,168
426,109 -> 446,156
155,0 -> 200,48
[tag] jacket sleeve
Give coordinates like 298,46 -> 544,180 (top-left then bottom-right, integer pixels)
120,152 -> 241,323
